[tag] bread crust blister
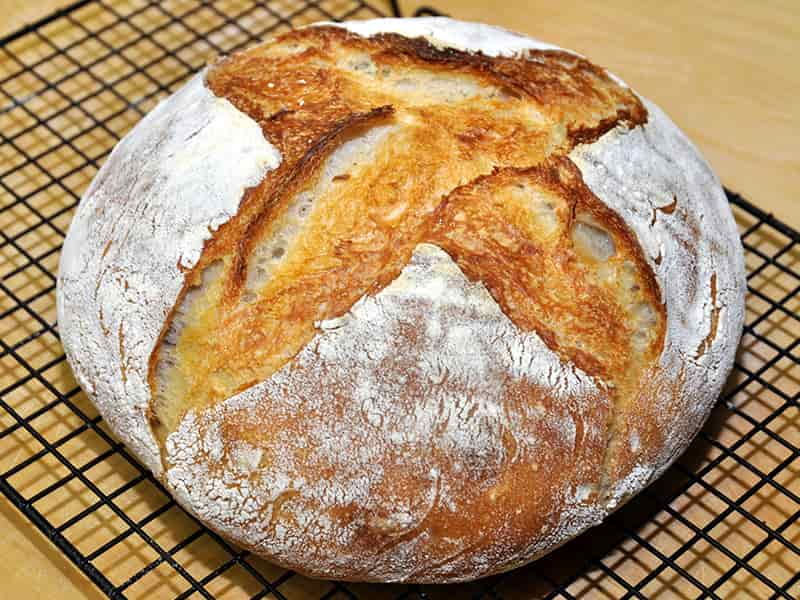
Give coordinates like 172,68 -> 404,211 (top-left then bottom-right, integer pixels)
57,18 -> 745,582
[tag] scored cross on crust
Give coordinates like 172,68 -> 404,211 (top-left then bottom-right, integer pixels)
150,26 -> 658,430
57,19 -> 745,583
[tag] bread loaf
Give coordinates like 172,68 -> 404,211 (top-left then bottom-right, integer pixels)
57,17 -> 746,583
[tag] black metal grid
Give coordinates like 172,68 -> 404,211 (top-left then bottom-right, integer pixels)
0,1 -> 797,598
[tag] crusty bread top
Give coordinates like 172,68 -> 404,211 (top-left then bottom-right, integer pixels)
57,18 -> 746,583
153,22 -> 651,430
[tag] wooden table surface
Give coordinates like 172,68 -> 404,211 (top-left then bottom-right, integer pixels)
0,1 -> 798,598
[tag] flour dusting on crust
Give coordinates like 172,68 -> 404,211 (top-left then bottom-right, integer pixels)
166,244 -> 612,581
57,72 -> 280,475
322,17 -> 566,56
570,98 -> 746,500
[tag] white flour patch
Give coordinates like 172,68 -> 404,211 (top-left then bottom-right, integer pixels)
57,71 -> 280,475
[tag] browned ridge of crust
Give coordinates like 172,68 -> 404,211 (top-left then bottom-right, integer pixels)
148,25 -> 662,507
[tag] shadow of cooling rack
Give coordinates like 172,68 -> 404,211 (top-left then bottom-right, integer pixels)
0,1 -> 798,598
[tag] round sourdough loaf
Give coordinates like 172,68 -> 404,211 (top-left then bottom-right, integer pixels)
57,18 -> 745,583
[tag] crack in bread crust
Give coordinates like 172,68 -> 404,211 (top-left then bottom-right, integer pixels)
150,26 -> 654,432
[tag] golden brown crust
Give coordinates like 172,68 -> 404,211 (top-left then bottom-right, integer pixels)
149,25 -> 651,424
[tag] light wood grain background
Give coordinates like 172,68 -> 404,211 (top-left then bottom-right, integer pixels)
0,1 -> 797,598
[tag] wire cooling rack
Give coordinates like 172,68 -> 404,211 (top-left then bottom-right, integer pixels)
0,1 -> 798,598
